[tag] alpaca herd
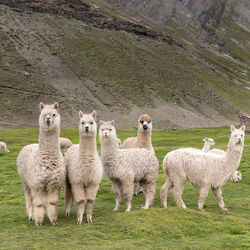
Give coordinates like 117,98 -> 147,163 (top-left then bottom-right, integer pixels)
9,102 -> 245,226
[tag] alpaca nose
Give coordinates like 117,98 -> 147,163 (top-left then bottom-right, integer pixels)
85,126 -> 89,132
104,131 -> 108,137
46,117 -> 51,124
143,124 -> 148,130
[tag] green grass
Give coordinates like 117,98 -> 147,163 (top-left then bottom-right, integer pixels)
0,127 -> 249,249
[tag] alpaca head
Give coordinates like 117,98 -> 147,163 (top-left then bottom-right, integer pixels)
99,120 -> 117,144
39,102 -> 60,131
231,171 -> 242,182
0,142 -> 9,153
230,125 -> 245,148
138,114 -> 152,132
202,137 -> 215,147
79,111 -> 97,137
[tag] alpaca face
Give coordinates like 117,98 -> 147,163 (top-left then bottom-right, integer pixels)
0,143 -> 9,152
230,125 -> 245,146
138,114 -> 152,132
203,137 -> 215,147
99,120 -> 117,142
79,111 -> 97,136
39,102 -> 60,131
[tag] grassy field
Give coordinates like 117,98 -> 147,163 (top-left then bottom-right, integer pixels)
0,126 -> 249,249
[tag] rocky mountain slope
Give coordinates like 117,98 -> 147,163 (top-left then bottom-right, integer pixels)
0,0 -> 249,128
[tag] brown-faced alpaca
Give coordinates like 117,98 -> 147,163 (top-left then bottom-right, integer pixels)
99,121 -> 158,212
64,111 -> 103,224
17,102 -> 65,226
160,125 -> 245,211
121,114 -> 154,154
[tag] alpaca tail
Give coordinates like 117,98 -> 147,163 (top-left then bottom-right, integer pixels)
65,176 -> 73,216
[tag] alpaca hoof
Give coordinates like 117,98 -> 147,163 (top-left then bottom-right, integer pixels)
77,220 -> 82,225
222,207 -> 228,212
29,216 -> 34,221
87,217 -> 92,223
65,212 -> 70,216
51,221 -> 58,226
113,207 -> 119,212
162,204 -> 167,208
141,205 -> 149,210
198,208 -> 205,212
35,222 -> 42,227
125,209 -> 131,212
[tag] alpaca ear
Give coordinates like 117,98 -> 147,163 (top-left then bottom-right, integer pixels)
99,120 -> 104,126
79,111 -> 84,118
91,111 -> 96,119
110,120 -> 114,126
230,125 -> 236,132
40,102 -> 45,111
240,125 -> 245,132
53,102 -> 59,110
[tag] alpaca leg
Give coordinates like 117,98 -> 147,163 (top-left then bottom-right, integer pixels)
112,181 -> 122,211
142,182 -> 156,209
133,183 -> 139,196
85,184 -> 99,223
31,189 -> 46,226
121,181 -> 134,212
46,189 -> 60,226
71,183 -> 86,224
198,186 -> 210,211
160,178 -> 173,208
24,184 -> 34,221
172,182 -> 186,208
65,177 -> 73,216
212,187 -> 228,211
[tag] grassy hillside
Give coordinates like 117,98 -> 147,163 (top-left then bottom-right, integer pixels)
0,2 -> 249,128
0,126 -> 249,248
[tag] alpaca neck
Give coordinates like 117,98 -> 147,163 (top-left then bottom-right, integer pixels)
101,139 -> 119,156
224,140 -> 244,176
79,134 -> 97,156
137,129 -> 152,148
202,142 -> 210,152
39,128 -> 60,152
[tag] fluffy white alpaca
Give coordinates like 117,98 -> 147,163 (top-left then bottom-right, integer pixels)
59,137 -> 72,153
99,120 -> 158,212
202,138 -> 215,152
17,102 -> 65,226
160,125 -> 245,211
0,142 -> 10,153
64,111 -> 103,224
121,114 -> 154,154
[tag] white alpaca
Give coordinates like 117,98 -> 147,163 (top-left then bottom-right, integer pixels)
59,137 -> 72,153
17,102 -> 65,226
160,125 -> 245,211
99,120 -> 158,212
202,138 -> 214,152
121,114 -> 154,154
0,142 -> 10,153
64,111 -> 103,224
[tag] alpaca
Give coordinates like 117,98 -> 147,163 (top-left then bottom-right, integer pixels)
160,125 -> 245,211
64,111 -> 103,224
0,142 -> 10,153
99,120 -> 158,212
59,137 -> 72,153
121,114 -> 155,195
202,138 -> 214,152
121,114 -> 154,154
17,102 -> 65,226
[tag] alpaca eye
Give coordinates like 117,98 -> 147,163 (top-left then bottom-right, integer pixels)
90,122 -> 93,125
102,129 -> 104,131
53,114 -> 56,117
148,120 -> 151,123
140,120 -> 143,124
82,122 -> 84,125
110,129 -> 112,131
